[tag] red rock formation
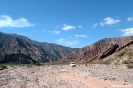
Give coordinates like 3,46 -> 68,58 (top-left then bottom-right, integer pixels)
65,37 -> 133,63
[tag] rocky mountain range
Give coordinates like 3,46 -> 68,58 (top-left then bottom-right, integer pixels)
0,32 -> 77,64
0,31 -> 133,64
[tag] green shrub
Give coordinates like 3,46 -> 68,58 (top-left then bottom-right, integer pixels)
122,60 -> 130,64
34,62 -> 42,66
127,51 -> 133,57
127,64 -> 133,69
102,59 -> 111,65
85,62 -> 88,66
0,64 -> 7,70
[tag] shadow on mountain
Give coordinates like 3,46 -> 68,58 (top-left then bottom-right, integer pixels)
0,53 -> 37,64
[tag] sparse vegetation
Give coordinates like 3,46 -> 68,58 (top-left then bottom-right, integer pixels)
102,59 -> 111,65
122,60 -> 130,64
85,62 -> 88,66
126,51 -> 133,59
34,62 -> 42,66
114,62 -> 119,65
5,63 -> 25,67
126,64 -> 133,69
118,51 -> 125,57
127,64 -> 131,69
0,64 -> 7,70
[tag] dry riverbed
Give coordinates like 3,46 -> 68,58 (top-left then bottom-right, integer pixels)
0,64 -> 133,88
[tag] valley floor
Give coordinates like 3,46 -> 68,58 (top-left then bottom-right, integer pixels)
0,64 -> 133,88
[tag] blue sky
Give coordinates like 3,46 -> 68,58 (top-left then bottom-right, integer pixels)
0,0 -> 133,48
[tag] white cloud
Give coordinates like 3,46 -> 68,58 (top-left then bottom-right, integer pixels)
53,30 -> 61,34
75,35 -> 88,38
78,25 -> 82,28
127,17 -> 133,21
100,22 -> 104,26
100,17 -> 120,26
0,15 -> 34,28
62,24 -> 75,30
92,23 -> 98,28
121,27 -> 133,36
43,30 -> 51,32
56,38 -> 78,45
43,30 -> 61,34
56,38 -> 65,43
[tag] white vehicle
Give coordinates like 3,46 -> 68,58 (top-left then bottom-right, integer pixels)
70,62 -> 76,67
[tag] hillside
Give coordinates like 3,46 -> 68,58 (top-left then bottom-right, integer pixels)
0,32 -> 77,63
1,31 -> 133,64
65,36 -> 133,64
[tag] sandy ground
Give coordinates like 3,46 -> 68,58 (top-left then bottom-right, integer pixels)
0,64 -> 133,88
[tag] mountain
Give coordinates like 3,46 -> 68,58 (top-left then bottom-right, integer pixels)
65,36 -> 133,64
1,31 -> 133,64
0,32 -> 77,63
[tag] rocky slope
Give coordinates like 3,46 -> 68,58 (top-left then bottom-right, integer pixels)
0,32 -> 76,63
65,36 -> 133,63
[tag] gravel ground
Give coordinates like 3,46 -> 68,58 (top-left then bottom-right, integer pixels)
0,64 -> 133,88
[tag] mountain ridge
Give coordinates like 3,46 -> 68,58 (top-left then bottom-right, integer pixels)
1,31 -> 133,64
0,31 -> 77,63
